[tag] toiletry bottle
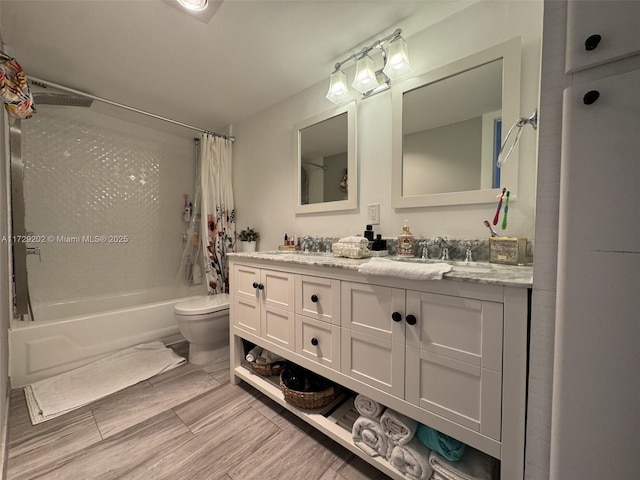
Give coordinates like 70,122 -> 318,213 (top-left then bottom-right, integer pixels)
364,224 -> 374,242
397,220 -> 415,257
284,233 -> 289,246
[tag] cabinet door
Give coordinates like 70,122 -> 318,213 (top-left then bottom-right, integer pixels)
295,275 -> 341,325
262,269 -> 294,311
341,282 -> 405,397
566,0 -> 640,73
405,291 -> 503,440
296,315 -> 340,369
232,264 -> 261,335
260,269 -> 294,349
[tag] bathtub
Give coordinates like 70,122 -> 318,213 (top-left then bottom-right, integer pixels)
9,288 -> 205,387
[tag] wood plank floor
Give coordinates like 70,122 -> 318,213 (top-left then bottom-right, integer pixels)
6,344 -> 391,480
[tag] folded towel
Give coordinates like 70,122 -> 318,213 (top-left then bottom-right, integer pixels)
332,242 -> 370,259
380,408 -> 418,445
428,448 -> 493,480
261,349 -> 285,364
245,346 -> 263,363
338,236 -> 369,246
352,416 -> 393,459
357,258 -> 452,280
416,424 -> 466,462
389,438 -> 433,480
354,394 -> 385,418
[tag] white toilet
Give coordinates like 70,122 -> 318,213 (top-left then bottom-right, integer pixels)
174,293 -> 230,365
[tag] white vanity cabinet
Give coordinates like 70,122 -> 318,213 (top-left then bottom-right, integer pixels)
229,255 -> 531,480
232,263 -> 295,350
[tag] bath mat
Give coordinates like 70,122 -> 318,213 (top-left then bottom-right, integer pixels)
24,341 -> 186,425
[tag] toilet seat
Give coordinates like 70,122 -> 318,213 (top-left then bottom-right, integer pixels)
174,293 -> 229,316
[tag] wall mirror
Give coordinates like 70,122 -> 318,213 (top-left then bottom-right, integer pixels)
294,102 -> 357,214
391,37 -> 521,208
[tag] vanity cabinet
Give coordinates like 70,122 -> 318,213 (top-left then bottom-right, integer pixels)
232,263 -> 294,350
229,256 -> 530,480
341,282 -> 503,441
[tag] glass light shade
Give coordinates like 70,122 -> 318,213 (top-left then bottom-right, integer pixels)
351,54 -> 380,94
382,37 -> 413,80
326,69 -> 350,104
177,0 -> 208,11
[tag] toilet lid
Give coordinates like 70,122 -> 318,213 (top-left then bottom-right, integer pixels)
174,294 -> 230,315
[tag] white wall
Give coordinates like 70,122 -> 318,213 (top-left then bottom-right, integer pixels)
232,0 -> 542,250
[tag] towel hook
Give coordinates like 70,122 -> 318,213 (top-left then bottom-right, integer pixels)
497,109 -> 538,168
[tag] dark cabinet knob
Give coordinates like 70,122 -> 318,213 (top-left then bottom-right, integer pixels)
583,90 -> 600,105
311,294 -> 318,303
257,283 -> 264,290
392,311 -> 402,322
585,34 -> 602,51
406,314 -> 417,325
311,337 -> 319,346
252,282 -> 259,289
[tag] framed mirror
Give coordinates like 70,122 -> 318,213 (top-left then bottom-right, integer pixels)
391,37 -> 521,208
294,102 -> 357,214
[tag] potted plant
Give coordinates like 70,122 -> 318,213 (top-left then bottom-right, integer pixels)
238,227 -> 260,252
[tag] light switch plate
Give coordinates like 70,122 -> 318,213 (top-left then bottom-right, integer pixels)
367,203 -> 380,225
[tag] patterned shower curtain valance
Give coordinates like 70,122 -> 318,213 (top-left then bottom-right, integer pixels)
0,55 -> 37,119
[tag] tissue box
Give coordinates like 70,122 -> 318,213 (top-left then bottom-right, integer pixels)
490,237 -> 527,265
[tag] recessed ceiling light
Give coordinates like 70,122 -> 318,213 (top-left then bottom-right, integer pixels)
177,0 -> 208,11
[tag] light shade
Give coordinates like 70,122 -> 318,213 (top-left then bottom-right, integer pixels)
326,69 -> 350,104
382,36 -> 413,80
177,0 -> 208,11
351,54 -> 380,94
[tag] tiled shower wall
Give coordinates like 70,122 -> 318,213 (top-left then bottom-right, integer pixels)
22,107 -> 195,304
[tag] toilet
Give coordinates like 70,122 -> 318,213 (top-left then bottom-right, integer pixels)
174,293 -> 230,365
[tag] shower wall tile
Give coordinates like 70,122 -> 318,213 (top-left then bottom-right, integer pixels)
23,107 -> 195,304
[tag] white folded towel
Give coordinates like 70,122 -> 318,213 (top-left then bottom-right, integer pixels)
358,257 -> 452,280
260,349 -> 285,364
428,448 -> 493,480
380,408 -> 418,445
332,242 -> 370,259
354,394 -> 385,418
338,236 -> 369,246
352,416 -> 393,459
245,346 -> 263,363
389,438 -> 433,480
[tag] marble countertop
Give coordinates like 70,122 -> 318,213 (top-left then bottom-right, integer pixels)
229,251 -> 533,288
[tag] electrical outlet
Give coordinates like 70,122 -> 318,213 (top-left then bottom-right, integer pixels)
367,203 -> 380,225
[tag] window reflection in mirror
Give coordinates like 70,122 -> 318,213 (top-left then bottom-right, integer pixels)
294,102 -> 356,214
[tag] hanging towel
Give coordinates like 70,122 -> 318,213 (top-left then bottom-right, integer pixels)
0,57 -> 36,119
416,423 -> 466,462
388,438 -> 433,480
428,448 -> 493,480
354,394 -> 385,418
357,257 -> 452,280
380,408 -> 418,445
351,415 -> 393,459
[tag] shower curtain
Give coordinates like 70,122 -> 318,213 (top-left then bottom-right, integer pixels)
200,134 -> 235,294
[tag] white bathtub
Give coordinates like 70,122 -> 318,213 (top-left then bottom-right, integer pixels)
9,288 -> 204,387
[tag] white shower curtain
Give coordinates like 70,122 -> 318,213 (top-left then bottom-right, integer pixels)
200,134 -> 236,294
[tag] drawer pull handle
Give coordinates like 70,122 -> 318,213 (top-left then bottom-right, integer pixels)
406,314 -> 417,325
311,337 -> 319,346
257,283 -> 264,290
583,90 -> 600,105
585,34 -> 601,51
252,282 -> 259,289
392,311 -> 402,322
311,294 -> 319,303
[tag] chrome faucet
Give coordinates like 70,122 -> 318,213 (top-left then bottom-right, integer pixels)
460,240 -> 479,262
434,237 -> 450,261
418,240 -> 431,259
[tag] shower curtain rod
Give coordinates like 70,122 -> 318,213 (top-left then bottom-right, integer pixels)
28,75 -> 235,142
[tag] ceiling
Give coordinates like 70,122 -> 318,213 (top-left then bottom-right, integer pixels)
0,0 -> 474,137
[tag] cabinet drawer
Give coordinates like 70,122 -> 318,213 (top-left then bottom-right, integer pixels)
295,275 -> 340,325
295,315 -> 340,369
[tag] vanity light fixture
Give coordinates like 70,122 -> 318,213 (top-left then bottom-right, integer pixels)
177,0 -> 208,11
326,28 -> 412,104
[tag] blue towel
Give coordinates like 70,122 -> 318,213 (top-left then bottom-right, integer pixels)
416,424 -> 465,462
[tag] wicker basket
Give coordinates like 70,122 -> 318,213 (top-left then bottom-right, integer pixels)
279,370 -> 337,409
249,361 -> 284,377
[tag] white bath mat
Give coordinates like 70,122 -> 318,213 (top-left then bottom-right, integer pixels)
24,341 -> 186,425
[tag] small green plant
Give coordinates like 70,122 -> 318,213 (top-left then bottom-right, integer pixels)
238,227 -> 260,242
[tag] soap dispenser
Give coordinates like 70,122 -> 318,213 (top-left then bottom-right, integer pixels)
397,220 -> 415,257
